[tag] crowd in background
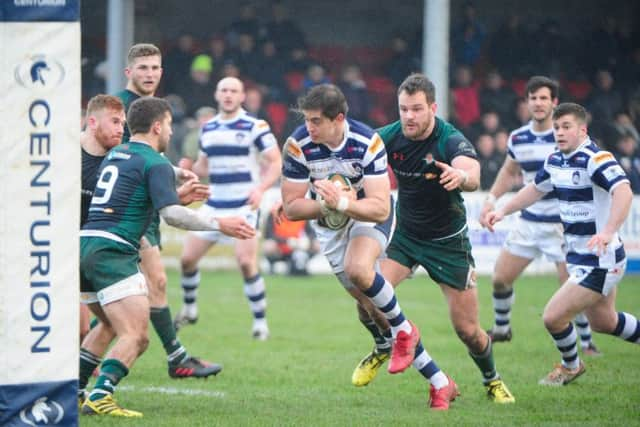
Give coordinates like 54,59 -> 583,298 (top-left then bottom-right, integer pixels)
82,1 -> 640,192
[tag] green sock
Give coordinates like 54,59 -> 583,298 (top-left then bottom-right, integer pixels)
79,348 -> 101,390
90,358 -> 129,400
469,340 -> 498,384
150,306 -> 186,364
89,317 -> 99,330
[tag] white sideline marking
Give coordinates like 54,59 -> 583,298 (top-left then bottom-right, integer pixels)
118,385 -> 225,398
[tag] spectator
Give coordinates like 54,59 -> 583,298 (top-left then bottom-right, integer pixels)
207,35 -> 231,82
468,110 -> 502,143
220,59 -> 242,79
286,46 -> 312,74
256,39 -> 288,102
175,54 -> 216,116
337,64 -> 371,122
475,133 -> 501,190
511,98 -> 530,128
385,34 -> 417,86
226,3 -> 263,49
264,1 -> 306,55
302,64 -> 331,92
479,70 -> 518,123
489,14 -> 530,79
451,64 -> 480,130
181,106 -> 216,162
164,34 -> 196,94
164,93 -> 189,164
230,32 -> 262,82
451,2 -> 486,67
262,211 -> 319,276
612,133 -> 640,194
244,87 -> 269,120
586,69 -> 625,141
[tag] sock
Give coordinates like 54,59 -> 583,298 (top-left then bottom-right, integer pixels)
412,341 -> 448,389
89,317 -> 99,330
181,269 -> 200,318
79,348 -> 101,391
244,274 -> 267,322
89,359 -> 129,401
469,339 -> 499,384
573,312 -> 593,348
150,306 -> 187,365
612,312 -> 640,344
551,323 -> 580,370
360,317 -> 391,353
362,273 -> 411,336
492,289 -> 514,333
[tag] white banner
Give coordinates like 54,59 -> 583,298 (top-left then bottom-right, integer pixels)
1,2 -> 80,425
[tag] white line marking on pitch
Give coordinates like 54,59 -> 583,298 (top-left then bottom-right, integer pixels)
118,385 -> 225,398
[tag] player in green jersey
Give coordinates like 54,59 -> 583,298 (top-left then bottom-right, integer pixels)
375,73 -> 515,406
79,97 -> 255,418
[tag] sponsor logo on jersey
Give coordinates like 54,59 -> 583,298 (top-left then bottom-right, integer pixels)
392,152 -> 405,161
368,134 -> 383,153
594,152 -> 614,164
424,172 -> 438,180
572,170 -> 580,185
424,153 -> 434,165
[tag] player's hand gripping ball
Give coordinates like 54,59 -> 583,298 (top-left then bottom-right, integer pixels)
319,174 -> 352,230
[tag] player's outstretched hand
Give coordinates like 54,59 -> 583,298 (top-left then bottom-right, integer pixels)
587,231 -> 613,256
435,161 -> 467,191
479,201 -> 494,228
218,216 -> 256,239
177,178 -> 210,205
484,210 -> 504,232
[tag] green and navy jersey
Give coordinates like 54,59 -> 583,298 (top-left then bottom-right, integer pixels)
81,141 -> 179,249
80,148 -> 106,227
115,89 -> 140,143
378,118 -> 477,239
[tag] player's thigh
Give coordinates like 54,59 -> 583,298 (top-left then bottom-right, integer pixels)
181,233 -> 214,267
492,249 -> 533,286
441,285 -> 480,329
379,258 -> 412,287
102,294 -> 150,337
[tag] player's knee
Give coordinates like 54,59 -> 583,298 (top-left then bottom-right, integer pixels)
454,324 -> 481,348
344,262 -> 373,289
542,309 -> 562,332
491,278 -> 512,293
180,255 -> 198,272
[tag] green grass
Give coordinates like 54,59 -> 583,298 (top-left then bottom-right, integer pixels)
81,270 -> 640,426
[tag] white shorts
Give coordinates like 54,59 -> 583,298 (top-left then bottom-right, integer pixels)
81,272 -> 148,306
568,259 -> 627,296
191,204 -> 259,245
503,216 -> 565,263
313,218 -> 391,275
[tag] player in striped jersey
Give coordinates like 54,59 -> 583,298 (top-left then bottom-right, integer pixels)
175,77 -> 282,340
480,76 -> 599,355
487,103 -> 639,386
281,84 -> 423,393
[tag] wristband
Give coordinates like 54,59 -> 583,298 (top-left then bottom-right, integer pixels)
336,196 -> 349,212
485,193 -> 497,205
210,218 -> 220,231
458,169 -> 469,186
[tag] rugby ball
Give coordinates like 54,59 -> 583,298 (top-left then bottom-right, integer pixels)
319,174 -> 352,230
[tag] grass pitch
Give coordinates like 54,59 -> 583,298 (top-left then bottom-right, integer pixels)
80,270 -> 640,426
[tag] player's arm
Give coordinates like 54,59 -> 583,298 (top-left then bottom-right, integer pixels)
281,178 -> 324,221
192,153 -> 209,179
485,182 -> 545,232
587,182 -> 632,255
479,156 -> 521,227
248,146 -> 282,209
314,175 -> 390,223
159,205 -> 255,239
435,155 -> 480,192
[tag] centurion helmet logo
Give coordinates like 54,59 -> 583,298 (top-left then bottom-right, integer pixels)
19,397 -> 64,426
14,55 -> 65,90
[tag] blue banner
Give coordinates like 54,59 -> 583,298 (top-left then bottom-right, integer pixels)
0,380 -> 77,427
0,0 -> 79,22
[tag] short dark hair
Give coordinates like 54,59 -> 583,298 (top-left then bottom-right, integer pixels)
398,73 -> 436,103
127,97 -> 171,134
297,84 -> 348,119
552,102 -> 587,123
525,76 -> 559,99
86,94 -> 124,117
127,43 -> 161,65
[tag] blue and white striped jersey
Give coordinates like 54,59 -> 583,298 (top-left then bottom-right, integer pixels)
199,109 -> 278,209
534,139 -> 629,268
282,118 -> 388,199
508,122 -> 560,222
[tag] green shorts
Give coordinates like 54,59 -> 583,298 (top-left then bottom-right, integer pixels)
386,227 -> 476,290
143,213 -> 162,248
80,236 -> 141,294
